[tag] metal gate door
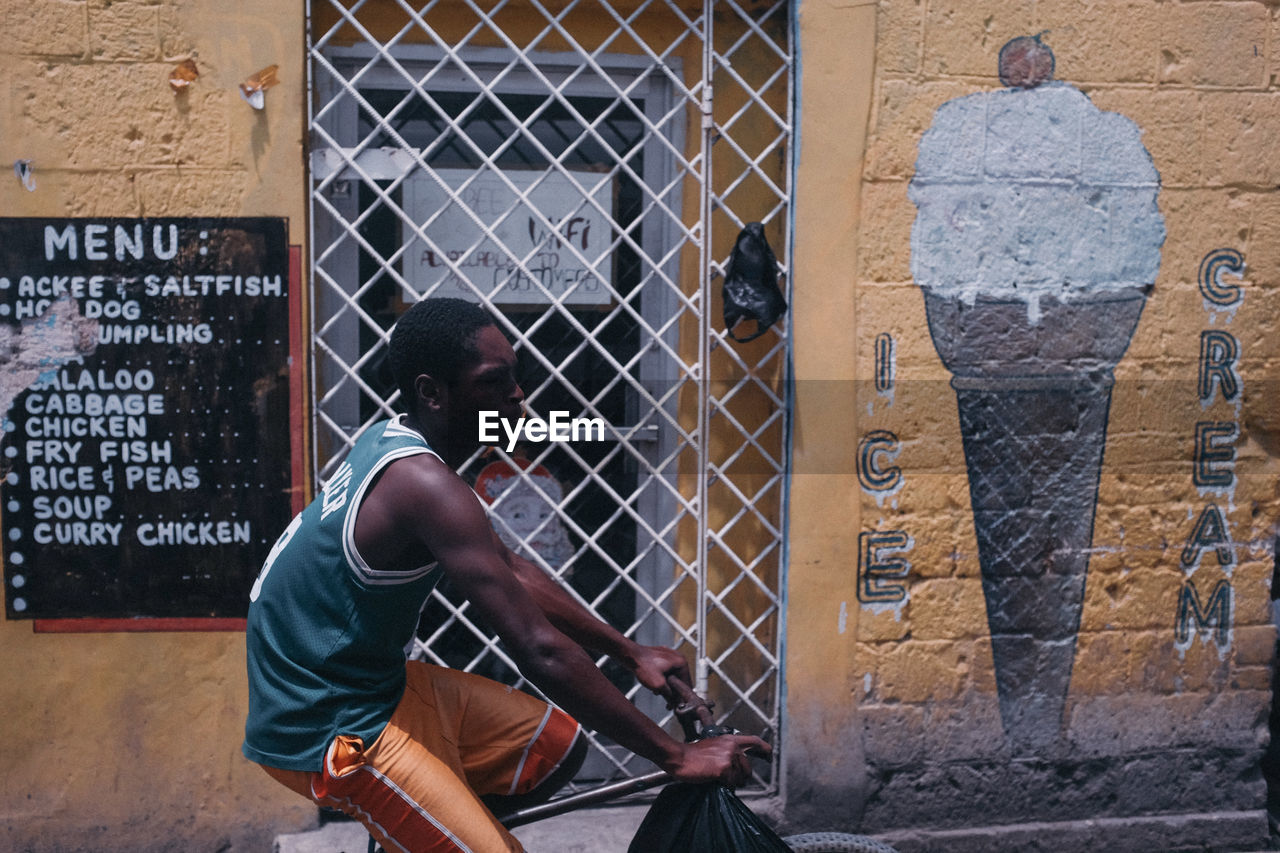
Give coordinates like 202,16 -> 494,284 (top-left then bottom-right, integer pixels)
306,0 -> 792,791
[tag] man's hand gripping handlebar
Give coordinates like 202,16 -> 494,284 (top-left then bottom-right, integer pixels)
659,675 -> 772,789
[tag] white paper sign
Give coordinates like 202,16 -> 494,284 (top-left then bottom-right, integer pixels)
403,168 -> 613,305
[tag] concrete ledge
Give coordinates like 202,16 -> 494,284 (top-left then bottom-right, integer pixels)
511,803 -> 649,852
274,804 -> 650,853
274,821 -> 368,853
875,809 -> 1271,853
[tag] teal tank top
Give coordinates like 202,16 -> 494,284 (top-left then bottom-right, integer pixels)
242,416 -> 444,771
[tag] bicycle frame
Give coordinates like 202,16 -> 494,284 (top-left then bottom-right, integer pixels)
500,768 -> 671,828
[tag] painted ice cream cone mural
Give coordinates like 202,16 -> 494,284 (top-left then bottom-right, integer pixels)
908,36 -> 1165,752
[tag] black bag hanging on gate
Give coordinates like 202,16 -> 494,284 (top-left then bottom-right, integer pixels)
626,782 -> 792,852
722,222 -> 787,344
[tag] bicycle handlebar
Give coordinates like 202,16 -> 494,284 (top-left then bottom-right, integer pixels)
666,675 -> 713,742
667,675 -> 737,742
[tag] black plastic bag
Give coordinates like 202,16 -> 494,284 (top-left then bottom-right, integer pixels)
627,782 -> 792,852
722,222 -> 787,343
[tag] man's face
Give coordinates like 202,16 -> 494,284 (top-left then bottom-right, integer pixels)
445,324 -> 525,435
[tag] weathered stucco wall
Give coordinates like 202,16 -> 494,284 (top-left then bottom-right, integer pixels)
4,1 -> 1280,851
0,1 -> 312,850
785,1 -> 1280,850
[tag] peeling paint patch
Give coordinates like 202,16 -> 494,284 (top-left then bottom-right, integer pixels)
0,295 -> 98,427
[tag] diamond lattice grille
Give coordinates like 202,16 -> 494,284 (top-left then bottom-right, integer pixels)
306,0 -> 792,791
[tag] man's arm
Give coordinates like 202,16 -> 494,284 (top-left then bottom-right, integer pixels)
494,533 -> 692,697
361,454 -> 768,784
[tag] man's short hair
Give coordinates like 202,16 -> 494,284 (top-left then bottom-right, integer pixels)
389,297 -> 495,404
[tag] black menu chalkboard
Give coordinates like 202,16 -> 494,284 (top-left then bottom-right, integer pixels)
0,218 -> 296,623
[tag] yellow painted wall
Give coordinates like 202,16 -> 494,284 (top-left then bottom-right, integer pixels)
783,0 -> 876,823
0,1 -> 313,849
784,0 -> 1280,844
4,0 -> 1279,849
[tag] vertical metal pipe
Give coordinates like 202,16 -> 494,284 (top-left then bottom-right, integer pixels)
304,0 -> 319,488
694,0 -> 715,697
777,0 -> 801,799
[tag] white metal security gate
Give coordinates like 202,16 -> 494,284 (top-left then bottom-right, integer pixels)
306,0 -> 792,791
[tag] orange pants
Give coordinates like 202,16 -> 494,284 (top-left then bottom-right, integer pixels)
259,661 -> 581,853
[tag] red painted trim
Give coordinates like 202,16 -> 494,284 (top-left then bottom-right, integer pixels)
289,245 -> 307,517
33,618 -> 247,633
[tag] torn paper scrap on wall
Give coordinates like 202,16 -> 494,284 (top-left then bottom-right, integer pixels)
0,295 -> 98,428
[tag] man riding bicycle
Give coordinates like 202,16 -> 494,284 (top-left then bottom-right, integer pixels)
242,297 -> 769,852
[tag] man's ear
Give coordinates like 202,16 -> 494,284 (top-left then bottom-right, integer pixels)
414,373 -> 446,412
